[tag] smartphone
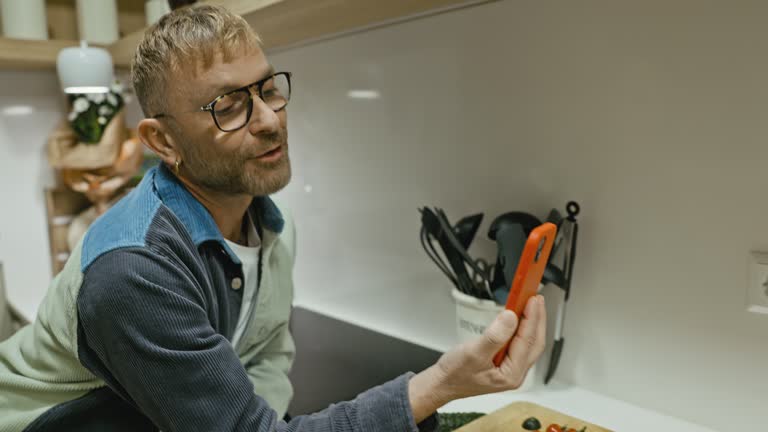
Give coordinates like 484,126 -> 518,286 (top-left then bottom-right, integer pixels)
493,222 -> 557,367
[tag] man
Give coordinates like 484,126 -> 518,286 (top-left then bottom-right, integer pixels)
0,5 -> 546,432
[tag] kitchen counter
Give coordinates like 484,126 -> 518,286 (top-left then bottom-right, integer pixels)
295,280 -> 719,432
440,381 -> 719,432
293,273 -> 460,353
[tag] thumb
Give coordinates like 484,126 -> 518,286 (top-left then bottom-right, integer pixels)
473,310 -> 519,358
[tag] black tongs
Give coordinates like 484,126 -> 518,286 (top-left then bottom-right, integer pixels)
544,201 -> 580,384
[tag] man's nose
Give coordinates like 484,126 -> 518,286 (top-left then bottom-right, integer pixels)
247,92 -> 281,135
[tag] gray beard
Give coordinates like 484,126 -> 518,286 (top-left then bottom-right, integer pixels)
179,129 -> 292,196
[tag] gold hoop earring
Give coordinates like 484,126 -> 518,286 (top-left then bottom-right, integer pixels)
174,159 -> 181,175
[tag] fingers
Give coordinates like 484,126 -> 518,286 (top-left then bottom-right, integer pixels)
529,295 -> 547,364
473,310 -> 519,358
506,295 -> 546,370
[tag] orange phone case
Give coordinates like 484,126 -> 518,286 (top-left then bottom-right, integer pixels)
493,222 -> 557,367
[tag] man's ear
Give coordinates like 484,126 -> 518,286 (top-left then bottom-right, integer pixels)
138,118 -> 179,166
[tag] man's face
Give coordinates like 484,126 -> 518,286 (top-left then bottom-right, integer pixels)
165,47 -> 291,197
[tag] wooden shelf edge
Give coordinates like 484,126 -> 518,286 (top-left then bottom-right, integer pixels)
0,37 -> 79,69
250,0 -> 496,52
2,0 -> 493,70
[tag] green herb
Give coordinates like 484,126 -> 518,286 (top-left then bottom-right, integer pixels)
438,412 -> 485,432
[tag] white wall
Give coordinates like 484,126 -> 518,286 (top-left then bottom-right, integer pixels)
0,70 -> 60,318
268,0 -> 768,429
0,70 -> 142,320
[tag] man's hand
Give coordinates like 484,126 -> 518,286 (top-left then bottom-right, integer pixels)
408,295 -> 546,423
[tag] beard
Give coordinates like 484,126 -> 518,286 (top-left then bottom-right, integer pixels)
179,127 -> 292,196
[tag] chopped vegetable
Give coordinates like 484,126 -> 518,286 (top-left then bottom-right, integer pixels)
437,412 -> 485,432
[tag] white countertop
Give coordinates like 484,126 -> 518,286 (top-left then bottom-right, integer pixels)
294,280 -> 719,432
440,380 -> 719,432
293,273 -> 458,353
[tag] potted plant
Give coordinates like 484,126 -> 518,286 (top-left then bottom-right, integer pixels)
48,83 -> 126,170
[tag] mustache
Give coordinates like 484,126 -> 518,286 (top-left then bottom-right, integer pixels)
247,130 -> 287,157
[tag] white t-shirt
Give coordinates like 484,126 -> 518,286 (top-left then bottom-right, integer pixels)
224,212 -> 261,348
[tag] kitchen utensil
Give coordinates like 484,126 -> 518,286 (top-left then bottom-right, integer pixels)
420,221 -> 457,286
434,208 -> 494,299
542,263 -> 566,287
493,222 -> 557,366
451,401 -> 612,432
454,213 -> 484,250
433,208 -> 478,296
420,207 -> 493,298
471,258 -> 494,296
545,208 -> 563,226
544,201 -> 580,384
545,208 -> 565,258
487,212 -> 541,295
490,223 -> 527,292
420,207 -> 471,295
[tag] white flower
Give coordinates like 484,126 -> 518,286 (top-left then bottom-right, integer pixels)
73,98 -> 89,113
106,94 -> 118,106
111,82 -> 124,94
98,116 -> 107,125
91,93 -> 106,104
98,105 -> 113,116
68,111 -> 77,121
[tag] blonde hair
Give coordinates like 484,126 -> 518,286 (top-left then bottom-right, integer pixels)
131,4 -> 261,117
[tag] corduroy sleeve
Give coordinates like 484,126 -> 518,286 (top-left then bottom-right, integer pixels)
77,247 -> 438,432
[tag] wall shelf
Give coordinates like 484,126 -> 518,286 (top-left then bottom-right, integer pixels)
0,0 -> 492,70
0,37 -> 79,69
241,0 -> 493,54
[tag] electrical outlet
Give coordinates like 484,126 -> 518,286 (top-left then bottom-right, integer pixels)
747,252 -> 768,314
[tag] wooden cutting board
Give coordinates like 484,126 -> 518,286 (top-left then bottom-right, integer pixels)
455,401 -> 613,432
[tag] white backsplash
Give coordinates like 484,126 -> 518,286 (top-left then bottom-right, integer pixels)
267,0 -> 768,429
0,70 -> 60,318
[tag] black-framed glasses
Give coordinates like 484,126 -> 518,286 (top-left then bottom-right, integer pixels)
154,72 -> 292,133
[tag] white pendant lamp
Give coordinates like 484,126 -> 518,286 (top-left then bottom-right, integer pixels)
57,42 -> 115,94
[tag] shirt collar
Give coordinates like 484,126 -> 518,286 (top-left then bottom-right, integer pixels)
152,163 -> 285,263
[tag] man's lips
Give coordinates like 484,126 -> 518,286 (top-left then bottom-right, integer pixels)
252,144 -> 285,162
